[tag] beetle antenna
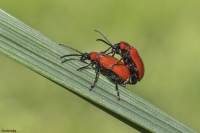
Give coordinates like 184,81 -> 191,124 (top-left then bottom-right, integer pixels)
94,30 -> 113,47
96,39 -> 113,48
59,44 -> 83,54
61,54 -> 82,59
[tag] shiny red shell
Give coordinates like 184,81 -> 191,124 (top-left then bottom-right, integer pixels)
98,54 -> 131,81
119,42 -> 145,81
89,52 -> 100,61
89,52 -> 131,81
129,48 -> 144,81
119,42 -> 131,51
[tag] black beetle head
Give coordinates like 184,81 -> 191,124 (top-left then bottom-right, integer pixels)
80,53 -> 90,61
112,43 -> 121,54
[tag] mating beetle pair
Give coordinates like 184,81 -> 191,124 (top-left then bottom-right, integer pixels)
60,30 -> 144,99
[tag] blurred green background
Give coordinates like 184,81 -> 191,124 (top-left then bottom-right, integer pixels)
1,1 -> 200,133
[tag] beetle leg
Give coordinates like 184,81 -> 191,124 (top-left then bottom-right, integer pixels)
115,79 -> 120,100
104,46 -> 112,53
110,50 -> 130,69
90,66 -> 100,89
109,58 -> 123,69
77,62 -> 93,71
104,51 -> 113,55
124,75 -> 132,84
111,53 -> 115,57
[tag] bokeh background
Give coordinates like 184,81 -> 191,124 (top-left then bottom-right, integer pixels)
1,1 -> 200,133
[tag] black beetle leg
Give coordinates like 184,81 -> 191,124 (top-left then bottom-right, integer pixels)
77,62 -> 93,71
91,65 -> 100,89
124,75 -> 132,84
110,58 -> 123,69
115,79 -> 120,100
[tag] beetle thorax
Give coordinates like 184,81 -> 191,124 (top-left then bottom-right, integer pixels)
119,42 -> 131,51
89,52 -> 100,61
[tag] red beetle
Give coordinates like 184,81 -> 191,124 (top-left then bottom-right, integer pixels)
95,30 -> 144,84
59,44 -> 133,99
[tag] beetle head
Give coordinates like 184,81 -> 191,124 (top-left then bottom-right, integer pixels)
112,43 -> 121,54
80,53 -> 90,61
